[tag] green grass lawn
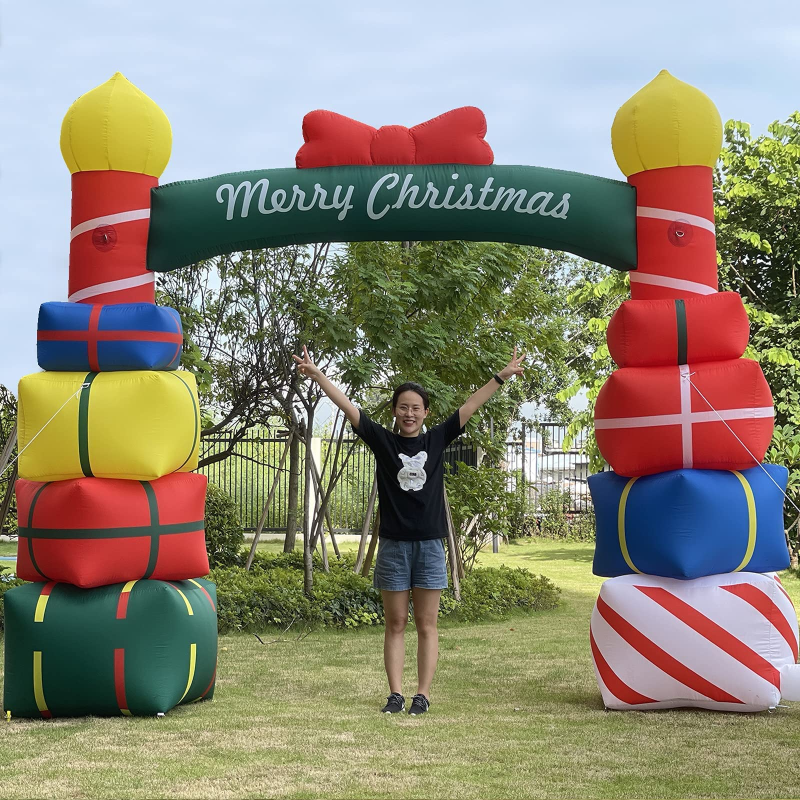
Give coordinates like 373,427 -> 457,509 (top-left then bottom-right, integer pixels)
1,539 -> 799,799
0,539 -> 16,570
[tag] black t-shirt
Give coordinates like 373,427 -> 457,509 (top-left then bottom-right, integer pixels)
353,409 -> 465,541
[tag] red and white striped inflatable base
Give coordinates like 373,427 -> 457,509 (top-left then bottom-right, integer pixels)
591,573 -> 800,712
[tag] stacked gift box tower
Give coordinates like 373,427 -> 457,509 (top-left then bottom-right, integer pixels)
3,74 -> 218,718
587,72 -> 800,711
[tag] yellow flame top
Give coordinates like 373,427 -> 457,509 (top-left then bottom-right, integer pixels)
611,70 -> 722,177
60,72 -> 172,176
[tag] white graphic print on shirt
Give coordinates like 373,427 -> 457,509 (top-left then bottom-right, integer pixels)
397,452 -> 428,492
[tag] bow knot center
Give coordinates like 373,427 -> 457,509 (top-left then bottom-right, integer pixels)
371,125 -> 416,165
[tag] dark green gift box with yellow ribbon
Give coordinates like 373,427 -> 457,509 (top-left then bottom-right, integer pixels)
3,579 -> 217,718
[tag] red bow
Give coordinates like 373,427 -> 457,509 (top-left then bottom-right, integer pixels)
296,106 -> 494,169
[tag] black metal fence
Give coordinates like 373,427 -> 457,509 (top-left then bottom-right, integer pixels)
199,421 -> 586,531
504,422 -> 591,513
199,433 -> 295,532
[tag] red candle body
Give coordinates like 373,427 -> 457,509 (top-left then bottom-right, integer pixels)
69,171 -> 157,305
629,165 -> 718,300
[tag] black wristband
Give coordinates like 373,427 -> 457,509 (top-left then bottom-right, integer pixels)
493,373 -> 505,386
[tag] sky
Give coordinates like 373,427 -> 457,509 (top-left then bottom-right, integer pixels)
1,0 -> 799,396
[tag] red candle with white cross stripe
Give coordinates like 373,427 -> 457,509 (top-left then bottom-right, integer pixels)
611,70 -> 723,300
60,73 -> 171,305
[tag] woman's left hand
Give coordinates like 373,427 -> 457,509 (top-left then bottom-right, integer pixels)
498,346 -> 526,381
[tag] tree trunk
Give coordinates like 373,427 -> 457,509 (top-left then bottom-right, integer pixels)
355,473 -> 378,573
444,487 -> 465,581
303,409 -> 314,596
360,508 -> 381,577
283,427 -> 301,553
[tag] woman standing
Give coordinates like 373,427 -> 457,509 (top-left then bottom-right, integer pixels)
293,346 -> 525,715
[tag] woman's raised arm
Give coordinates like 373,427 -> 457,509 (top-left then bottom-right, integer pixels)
293,345 -> 361,429
458,347 -> 526,428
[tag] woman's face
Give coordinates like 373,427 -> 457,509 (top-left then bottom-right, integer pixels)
393,390 -> 430,437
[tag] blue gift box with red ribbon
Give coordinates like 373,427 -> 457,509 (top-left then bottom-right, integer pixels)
37,302 -> 183,372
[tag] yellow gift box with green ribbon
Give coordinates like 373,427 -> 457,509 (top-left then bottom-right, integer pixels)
18,370 -> 199,482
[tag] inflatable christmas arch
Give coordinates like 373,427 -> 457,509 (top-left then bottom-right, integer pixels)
4,69 -> 799,717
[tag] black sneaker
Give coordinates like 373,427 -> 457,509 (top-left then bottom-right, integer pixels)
381,693 -> 405,713
408,694 -> 430,716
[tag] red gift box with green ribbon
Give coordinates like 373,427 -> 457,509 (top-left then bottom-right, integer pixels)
15,473 -> 208,588
606,292 -> 749,368
594,359 -> 774,477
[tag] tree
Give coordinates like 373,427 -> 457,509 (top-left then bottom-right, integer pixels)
322,240 -> 603,455
167,239 -> 603,586
715,114 -> 800,562
561,112 -> 800,564
306,240 -> 612,573
158,245 -> 340,560
0,385 -> 17,535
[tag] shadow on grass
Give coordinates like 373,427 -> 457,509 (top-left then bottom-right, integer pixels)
502,542 -> 595,564
552,689 -> 606,711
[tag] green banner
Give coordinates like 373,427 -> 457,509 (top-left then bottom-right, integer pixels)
147,164 -> 637,272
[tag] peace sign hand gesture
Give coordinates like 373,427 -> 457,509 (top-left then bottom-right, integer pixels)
292,345 -> 322,382
498,346 -> 526,381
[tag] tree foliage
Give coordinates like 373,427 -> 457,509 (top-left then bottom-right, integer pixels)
158,244 -> 349,562
715,114 -> 800,559
165,239 -> 603,581
157,245 -> 337,465
165,240 -> 605,462
323,241 -> 603,456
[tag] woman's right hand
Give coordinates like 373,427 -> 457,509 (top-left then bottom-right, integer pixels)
292,345 -> 322,382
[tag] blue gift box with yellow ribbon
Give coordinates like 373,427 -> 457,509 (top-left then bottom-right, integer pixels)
589,465 -> 789,579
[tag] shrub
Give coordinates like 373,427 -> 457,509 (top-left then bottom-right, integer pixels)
249,550 -> 308,572
568,509 -> 596,542
453,566 -> 561,622
0,569 -> 26,631
506,471 -> 538,539
210,554 -> 384,632
538,489 -> 595,542
211,565 -> 313,632
209,553 -> 561,631
205,482 -> 245,568
309,568 -> 384,628
538,488 -> 570,538
445,463 -> 537,570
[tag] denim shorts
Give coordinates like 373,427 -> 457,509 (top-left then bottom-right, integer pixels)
373,537 -> 449,591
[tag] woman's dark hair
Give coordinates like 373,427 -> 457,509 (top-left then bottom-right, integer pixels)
391,382 -> 430,410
